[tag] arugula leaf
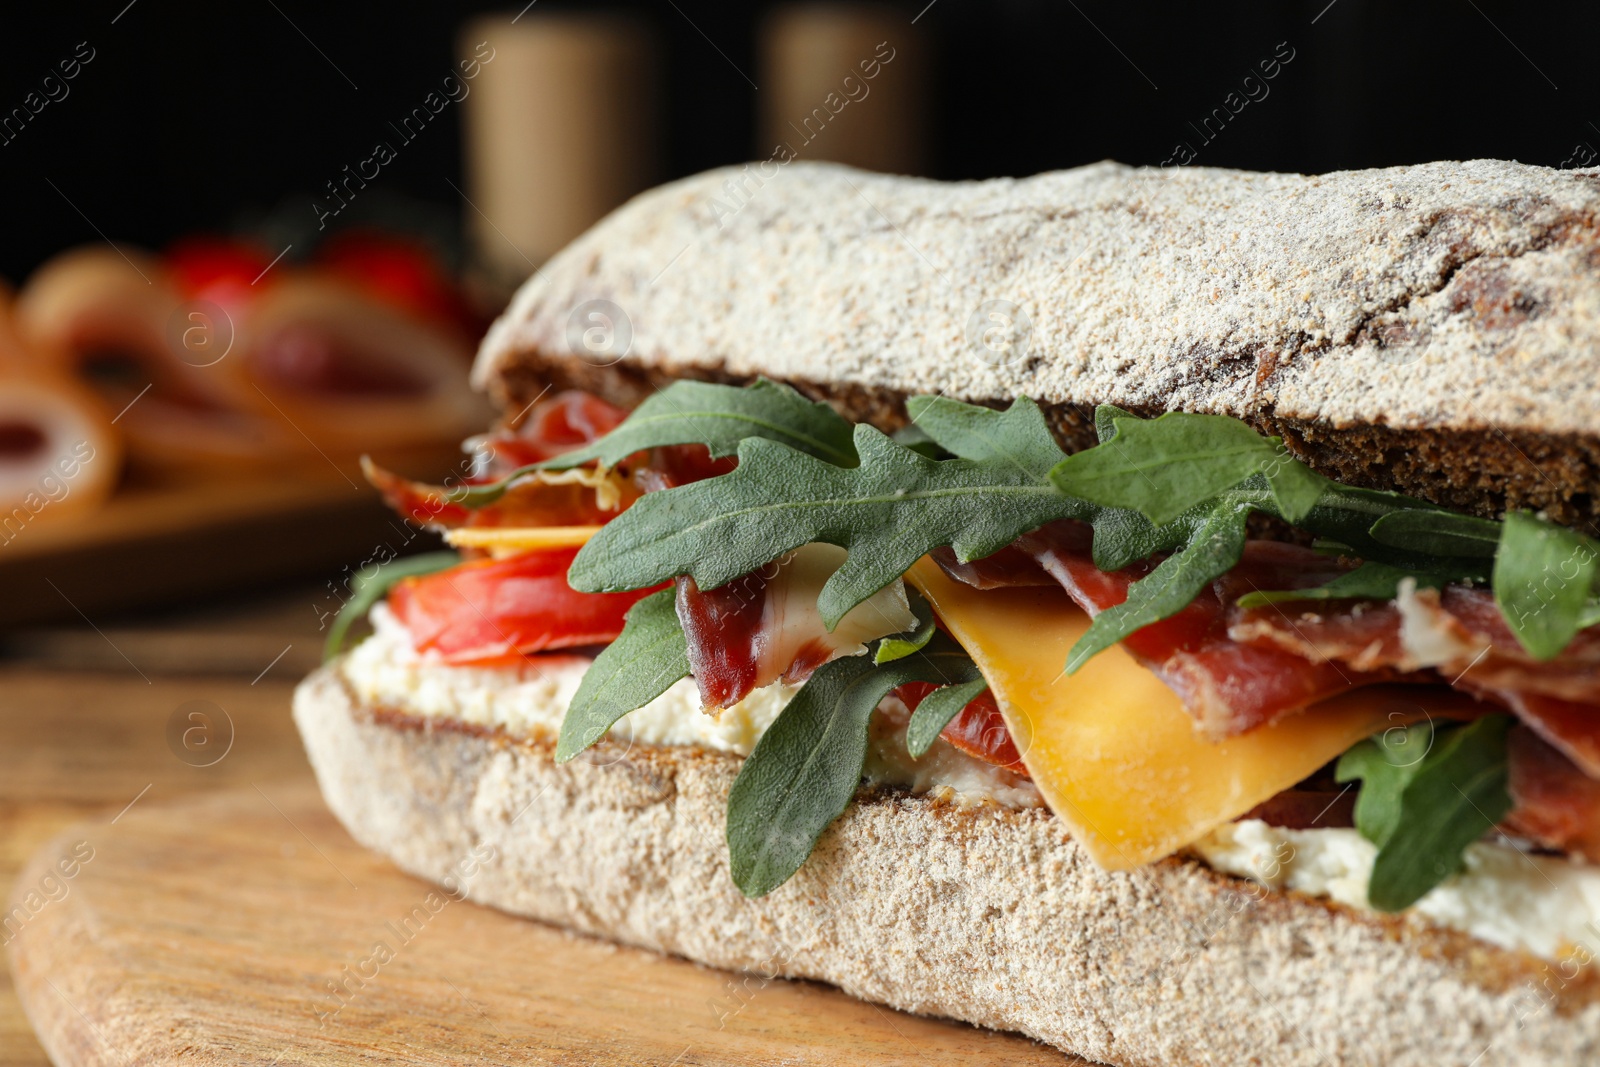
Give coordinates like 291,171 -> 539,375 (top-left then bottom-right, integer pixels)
552,378 -> 857,469
1336,722 -> 1436,846
554,589 -> 690,763
1336,716 -> 1514,912
1094,403 -> 1134,443
322,551 -> 458,661
569,421 -> 1088,630
1234,561 -> 1454,610
912,398 -> 1204,571
1049,412 -> 1320,526
1084,500 -> 1206,572
1581,599 -> 1600,630
890,422 -> 948,460
725,636 -> 982,897
910,401 -> 1270,665
904,396 -> 1062,480
1493,510 -> 1600,660
460,379 -> 858,507
905,679 -> 990,757
1369,510 -> 1501,559
1263,456 -> 1330,524
1066,501 -> 1250,671
1065,407 -> 1460,562
874,589 -> 936,664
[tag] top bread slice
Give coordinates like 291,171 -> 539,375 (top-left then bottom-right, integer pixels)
475,159 -> 1600,526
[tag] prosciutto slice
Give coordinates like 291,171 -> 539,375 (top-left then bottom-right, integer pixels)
1478,690 -> 1600,781
363,458 -> 629,530
946,521 -> 1417,738
1505,725 -> 1600,857
1233,582 -> 1600,699
365,390 -> 637,530
1233,581 -> 1600,773
936,522 -> 1600,857
676,543 -> 918,710
937,522 -> 1600,750
895,681 -> 1029,775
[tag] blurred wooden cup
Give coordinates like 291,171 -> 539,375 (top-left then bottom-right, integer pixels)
459,13 -> 659,295
758,3 -> 927,174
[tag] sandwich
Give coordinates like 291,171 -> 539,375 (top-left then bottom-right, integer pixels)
294,158 -> 1600,1066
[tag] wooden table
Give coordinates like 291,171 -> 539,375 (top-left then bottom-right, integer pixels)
0,588 -> 320,1065
0,590 -> 1072,1066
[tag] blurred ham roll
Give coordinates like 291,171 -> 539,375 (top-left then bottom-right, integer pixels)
14,242 -> 486,472
16,245 -> 255,410
237,276 -> 486,453
0,374 -> 120,532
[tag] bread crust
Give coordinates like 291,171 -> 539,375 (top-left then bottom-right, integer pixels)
475,160 -> 1600,525
295,665 -> 1600,1066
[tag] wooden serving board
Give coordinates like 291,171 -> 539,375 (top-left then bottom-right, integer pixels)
6,782 -> 1076,1066
0,453 -> 446,629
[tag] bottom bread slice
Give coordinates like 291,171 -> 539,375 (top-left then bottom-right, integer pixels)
293,664 -> 1600,1067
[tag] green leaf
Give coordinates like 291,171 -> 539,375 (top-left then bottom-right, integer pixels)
1235,562 -> 1453,610
890,422 -> 948,460
905,679 -> 990,757
725,637 -> 982,897
322,551 -> 458,661
460,379 -> 858,506
904,395 -> 1063,480
1580,599 -> 1600,630
1094,403 -> 1135,444
1049,412 -> 1287,526
570,419 -> 1088,630
554,589 -> 690,763
1493,510 -> 1600,660
1336,722 -> 1436,847
1085,502 -> 1207,572
1296,486 -> 1464,571
1336,716 -> 1514,912
874,589 -> 936,664
1263,457 -> 1329,524
1369,510 -> 1502,559
1066,501 -> 1250,672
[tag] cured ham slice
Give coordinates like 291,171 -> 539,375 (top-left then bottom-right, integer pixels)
938,522 -> 1600,748
676,543 -> 917,710
998,522 -> 1404,738
364,457 -> 629,531
1242,788 -> 1357,830
1232,582 -> 1600,696
926,542 -> 1055,590
466,390 -> 629,469
894,681 -> 1029,775
364,390 -> 641,530
241,277 -> 486,453
1482,690 -> 1600,781
1504,725 -> 1600,858
1233,581 -> 1600,770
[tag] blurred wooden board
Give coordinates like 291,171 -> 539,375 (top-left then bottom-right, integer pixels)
7,782 -> 1073,1066
0,461 -> 440,628
0,664 -> 318,1066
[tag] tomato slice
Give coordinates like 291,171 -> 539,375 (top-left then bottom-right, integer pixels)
389,546 -> 657,665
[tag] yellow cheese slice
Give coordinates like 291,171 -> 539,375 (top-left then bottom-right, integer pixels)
445,526 -> 604,553
907,558 -> 1420,870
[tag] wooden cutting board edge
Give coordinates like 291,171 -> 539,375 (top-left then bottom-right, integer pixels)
3,784 -> 1080,1067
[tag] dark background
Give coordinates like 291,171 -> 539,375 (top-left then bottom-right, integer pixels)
2,0 -> 1596,284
